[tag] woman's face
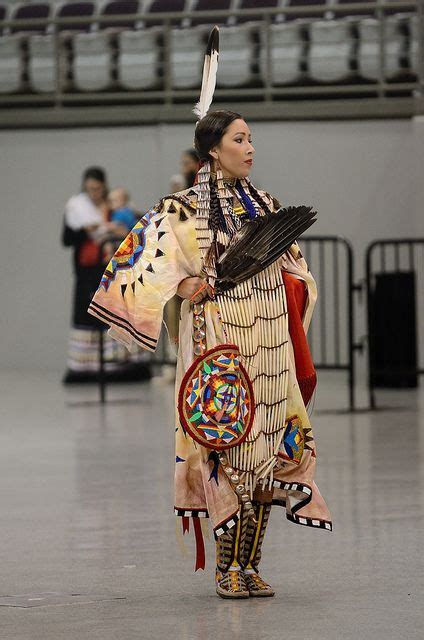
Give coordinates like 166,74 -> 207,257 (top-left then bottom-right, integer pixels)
84,178 -> 106,205
210,119 -> 255,179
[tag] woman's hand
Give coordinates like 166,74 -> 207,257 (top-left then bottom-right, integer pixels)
177,277 -> 213,304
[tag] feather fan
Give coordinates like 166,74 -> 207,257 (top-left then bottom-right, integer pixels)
193,26 -> 219,121
215,206 -> 317,292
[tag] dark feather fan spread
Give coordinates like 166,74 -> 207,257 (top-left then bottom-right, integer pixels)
215,205 -> 317,292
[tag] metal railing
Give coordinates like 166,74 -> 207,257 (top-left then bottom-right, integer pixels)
301,235 -> 362,411
365,238 -> 424,409
0,1 -> 422,115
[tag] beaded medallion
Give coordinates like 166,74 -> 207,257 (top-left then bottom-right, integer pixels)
178,344 -> 255,450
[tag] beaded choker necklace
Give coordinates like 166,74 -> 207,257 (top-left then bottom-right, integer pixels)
210,172 -> 237,188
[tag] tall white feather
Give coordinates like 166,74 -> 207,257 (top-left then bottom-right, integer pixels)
193,26 -> 219,121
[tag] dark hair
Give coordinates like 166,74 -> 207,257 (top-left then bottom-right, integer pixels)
183,148 -> 200,163
82,166 -> 107,185
194,110 -> 243,162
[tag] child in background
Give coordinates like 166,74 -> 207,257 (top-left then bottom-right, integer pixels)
102,188 -> 138,262
108,187 -> 138,234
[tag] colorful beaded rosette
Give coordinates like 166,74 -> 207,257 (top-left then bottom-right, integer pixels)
178,344 -> 255,450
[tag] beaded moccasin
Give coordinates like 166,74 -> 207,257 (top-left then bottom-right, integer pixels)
216,565 -> 249,599
243,567 -> 275,597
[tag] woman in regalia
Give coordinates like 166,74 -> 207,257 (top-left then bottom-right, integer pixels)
88,28 -> 332,599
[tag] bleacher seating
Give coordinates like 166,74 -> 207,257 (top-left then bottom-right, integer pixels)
236,0 -> 280,25
0,0 -> 420,98
216,1 -> 281,87
0,5 -> 6,36
27,2 -> 96,93
73,0 -> 139,92
309,20 -> 355,83
0,2 -> 51,94
336,0 -> 375,19
190,0 -> 231,27
57,2 -> 96,32
169,0 -> 233,89
28,34 -> 56,92
384,0 -> 417,17
409,15 -> 420,76
285,0 -> 327,21
169,26 -> 203,89
11,2 -> 50,33
73,31 -> 112,91
118,27 -> 162,89
99,0 -> 139,30
0,35 -> 23,93
117,0 -> 186,91
259,22 -> 305,86
384,18 -> 409,80
357,16 -> 408,82
217,25 -> 256,87
146,0 -> 185,27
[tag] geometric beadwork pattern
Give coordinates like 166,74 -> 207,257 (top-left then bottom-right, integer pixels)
214,514 -> 239,539
178,344 -> 255,451
243,502 -> 271,571
287,512 -> 332,530
174,508 -> 209,518
278,414 -> 314,464
99,210 -> 155,291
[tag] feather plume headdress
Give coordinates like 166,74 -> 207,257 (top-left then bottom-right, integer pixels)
193,26 -> 219,122
193,26 -> 220,284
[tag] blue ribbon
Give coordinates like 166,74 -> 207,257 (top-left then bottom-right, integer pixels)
235,182 -> 257,220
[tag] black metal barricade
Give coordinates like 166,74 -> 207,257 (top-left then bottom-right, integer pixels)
365,238 -> 424,409
301,235 -> 362,411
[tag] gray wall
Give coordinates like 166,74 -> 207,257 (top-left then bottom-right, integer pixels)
1,117 -> 423,372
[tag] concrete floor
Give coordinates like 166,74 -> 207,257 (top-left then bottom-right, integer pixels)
0,370 -> 423,640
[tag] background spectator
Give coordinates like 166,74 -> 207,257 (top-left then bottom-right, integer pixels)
62,167 -> 150,383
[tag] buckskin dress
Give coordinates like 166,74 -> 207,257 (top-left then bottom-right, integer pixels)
88,179 -> 332,562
